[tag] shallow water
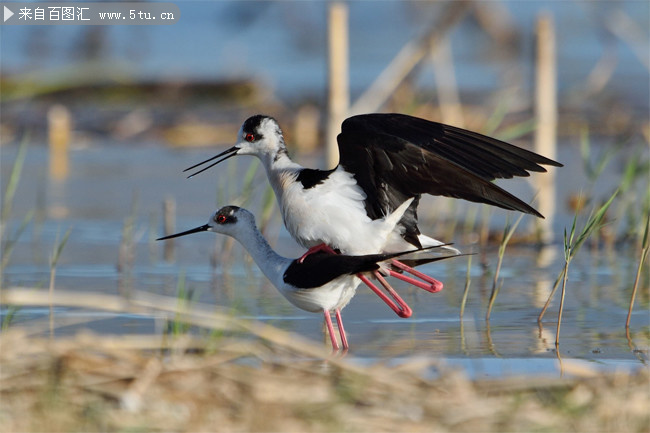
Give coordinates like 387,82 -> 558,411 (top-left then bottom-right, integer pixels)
1,141 -> 648,378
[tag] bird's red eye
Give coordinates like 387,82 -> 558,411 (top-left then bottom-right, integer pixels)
216,214 -> 227,224
245,133 -> 255,142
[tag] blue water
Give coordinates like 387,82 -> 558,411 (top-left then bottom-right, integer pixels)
1,142 -> 648,377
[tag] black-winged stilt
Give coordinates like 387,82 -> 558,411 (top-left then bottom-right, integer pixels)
184,113 -> 562,312
157,205 -> 461,351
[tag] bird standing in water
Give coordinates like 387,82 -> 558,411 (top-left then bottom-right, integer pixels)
157,205 -> 460,351
183,113 -> 562,314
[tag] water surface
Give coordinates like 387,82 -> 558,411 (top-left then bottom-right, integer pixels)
1,141 -> 647,378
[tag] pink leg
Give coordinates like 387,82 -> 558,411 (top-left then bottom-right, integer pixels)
358,272 -> 413,318
334,309 -> 349,350
390,259 -> 443,293
298,243 -> 339,263
323,310 -> 340,351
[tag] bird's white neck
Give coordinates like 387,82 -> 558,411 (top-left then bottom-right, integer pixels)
258,149 -> 303,201
260,147 -> 301,171
230,222 -> 292,288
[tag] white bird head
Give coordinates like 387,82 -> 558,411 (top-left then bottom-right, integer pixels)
236,115 -> 286,157
156,206 -> 256,240
185,115 -> 287,177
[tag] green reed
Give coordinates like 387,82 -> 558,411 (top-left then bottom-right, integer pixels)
626,210 -> 649,331
0,136 -> 30,280
49,228 -> 72,337
1,134 -> 28,229
1,305 -> 20,330
165,270 -> 195,337
580,126 -> 614,183
0,211 -> 33,278
616,149 -> 649,242
459,254 -> 472,319
486,213 -> 524,321
580,125 -> 647,245
538,190 -> 618,342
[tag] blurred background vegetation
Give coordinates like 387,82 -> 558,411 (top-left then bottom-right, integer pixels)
1,1 -> 647,145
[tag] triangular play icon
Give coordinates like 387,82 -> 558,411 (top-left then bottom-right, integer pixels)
4,6 -> 14,22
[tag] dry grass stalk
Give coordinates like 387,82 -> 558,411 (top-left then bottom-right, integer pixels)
1,326 -> 648,433
48,229 -> 71,338
486,213 -> 524,321
626,212 -> 649,330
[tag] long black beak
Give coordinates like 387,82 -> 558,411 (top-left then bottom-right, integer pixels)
183,146 -> 240,178
156,224 -> 210,241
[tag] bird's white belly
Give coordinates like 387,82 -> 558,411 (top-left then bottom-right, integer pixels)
280,170 -> 394,255
281,275 -> 360,313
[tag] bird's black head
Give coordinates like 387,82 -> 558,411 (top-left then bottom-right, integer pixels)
241,114 -> 276,143
211,205 -> 240,226
237,115 -> 287,161
156,205 -> 251,242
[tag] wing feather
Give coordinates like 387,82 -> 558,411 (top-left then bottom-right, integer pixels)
337,113 -> 562,220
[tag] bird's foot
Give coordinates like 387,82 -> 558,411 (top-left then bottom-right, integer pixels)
389,259 -> 444,293
358,271 -> 413,318
298,243 -> 339,263
323,309 -> 349,353
323,310 -> 340,351
335,309 -> 349,352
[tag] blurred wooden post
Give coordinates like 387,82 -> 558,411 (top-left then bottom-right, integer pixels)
293,105 -> 320,154
48,104 -> 71,181
431,37 -> 465,128
326,1 -> 349,169
163,198 -> 175,262
533,13 -> 557,244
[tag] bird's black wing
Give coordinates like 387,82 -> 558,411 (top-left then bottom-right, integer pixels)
337,113 -> 563,221
283,246 -> 460,289
283,251 -> 381,289
395,253 -> 472,270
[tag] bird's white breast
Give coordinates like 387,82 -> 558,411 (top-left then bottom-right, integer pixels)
278,275 -> 360,313
275,167 -> 400,255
